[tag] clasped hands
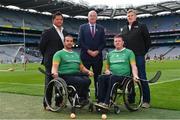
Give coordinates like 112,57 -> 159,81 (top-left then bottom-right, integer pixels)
87,50 -> 99,57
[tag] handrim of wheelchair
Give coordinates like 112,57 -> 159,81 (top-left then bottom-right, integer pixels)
95,76 -> 143,114
44,75 -> 146,114
44,77 -> 94,113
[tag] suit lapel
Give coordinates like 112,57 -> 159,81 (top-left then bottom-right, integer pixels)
52,27 -> 64,44
86,24 -> 93,38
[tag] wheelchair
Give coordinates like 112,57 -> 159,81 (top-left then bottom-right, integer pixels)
44,77 -> 94,113
95,75 -> 143,114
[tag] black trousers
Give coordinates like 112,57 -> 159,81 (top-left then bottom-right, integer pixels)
98,75 -> 135,104
82,59 -> 103,99
43,65 -> 53,107
62,75 -> 91,99
44,70 -> 91,107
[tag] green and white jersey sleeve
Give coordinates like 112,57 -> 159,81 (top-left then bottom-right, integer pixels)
53,49 -> 81,74
107,48 -> 135,76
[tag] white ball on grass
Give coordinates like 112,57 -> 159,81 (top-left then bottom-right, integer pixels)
70,113 -> 76,119
101,114 -> 107,120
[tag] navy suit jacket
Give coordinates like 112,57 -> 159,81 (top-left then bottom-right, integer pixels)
78,23 -> 105,61
39,26 -> 68,67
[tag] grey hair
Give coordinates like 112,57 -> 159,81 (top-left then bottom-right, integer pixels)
127,9 -> 137,15
88,10 -> 97,17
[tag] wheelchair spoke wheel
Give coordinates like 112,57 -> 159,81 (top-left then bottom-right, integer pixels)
114,105 -> 121,114
110,82 -> 123,106
88,103 -> 94,112
45,78 -> 68,112
123,79 -> 143,111
67,85 -> 79,107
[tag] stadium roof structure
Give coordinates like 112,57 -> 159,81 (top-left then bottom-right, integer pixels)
0,0 -> 101,16
0,0 -> 180,18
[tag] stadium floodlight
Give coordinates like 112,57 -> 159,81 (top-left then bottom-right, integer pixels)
25,9 -> 38,13
42,12 -> 52,16
137,13 -> 152,18
98,16 -> 111,19
62,14 -> 70,18
157,11 -> 171,16
6,5 -> 20,10
113,15 -> 127,19
74,16 -> 88,19
176,9 -> 180,13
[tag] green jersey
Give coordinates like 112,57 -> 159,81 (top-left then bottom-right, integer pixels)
107,48 -> 135,76
53,49 -> 81,74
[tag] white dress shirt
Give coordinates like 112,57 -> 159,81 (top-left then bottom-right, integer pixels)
53,24 -> 64,44
89,23 -> 96,34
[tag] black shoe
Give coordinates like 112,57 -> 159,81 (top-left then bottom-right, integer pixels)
95,103 -> 109,109
44,106 -> 51,111
55,93 -> 63,107
80,99 -> 89,106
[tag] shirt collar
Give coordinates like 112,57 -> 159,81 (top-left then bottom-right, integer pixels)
115,47 -> 125,52
63,48 -> 73,53
53,24 -> 64,32
89,23 -> 96,27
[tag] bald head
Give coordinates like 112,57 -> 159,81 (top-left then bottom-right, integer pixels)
88,10 -> 97,24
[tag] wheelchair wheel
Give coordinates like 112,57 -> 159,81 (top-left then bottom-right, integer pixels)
114,105 -> 120,114
45,78 -> 68,112
123,79 -> 143,111
110,82 -> 123,106
88,103 -> 94,112
67,85 -> 79,107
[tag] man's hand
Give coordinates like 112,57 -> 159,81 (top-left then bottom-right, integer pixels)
133,76 -> 139,82
52,72 -> 58,78
105,70 -> 111,75
92,50 -> 99,57
87,50 -> 99,57
88,71 -> 94,77
87,49 -> 93,56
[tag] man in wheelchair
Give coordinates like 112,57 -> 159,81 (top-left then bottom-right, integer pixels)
95,34 -> 139,109
50,35 -> 94,109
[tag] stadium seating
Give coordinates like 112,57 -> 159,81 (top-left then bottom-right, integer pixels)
146,45 -> 180,60
0,46 -> 41,63
164,46 -> 180,59
0,7 -> 179,60
140,14 -> 180,32
0,7 -> 179,33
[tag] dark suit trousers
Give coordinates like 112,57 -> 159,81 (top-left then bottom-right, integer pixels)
82,59 -> 103,99
43,65 -> 53,107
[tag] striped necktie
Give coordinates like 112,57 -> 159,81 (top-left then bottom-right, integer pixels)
91,25 -> 95,37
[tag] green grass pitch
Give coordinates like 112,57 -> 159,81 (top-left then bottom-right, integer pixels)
0,60 -> 180,119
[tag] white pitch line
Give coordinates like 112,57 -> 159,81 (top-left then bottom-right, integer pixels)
0,78 -> 179,90
0,82 -> 43,87
149,78 -> 180,86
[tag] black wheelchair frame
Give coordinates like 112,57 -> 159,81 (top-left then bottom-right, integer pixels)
38,67 -> 143,114
45,76 -> 94,113
96,75 -> 143,114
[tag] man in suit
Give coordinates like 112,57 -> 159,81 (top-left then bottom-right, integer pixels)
39,11 -> 68,110
121,9 -> 151,108
78,10 -> 106,99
